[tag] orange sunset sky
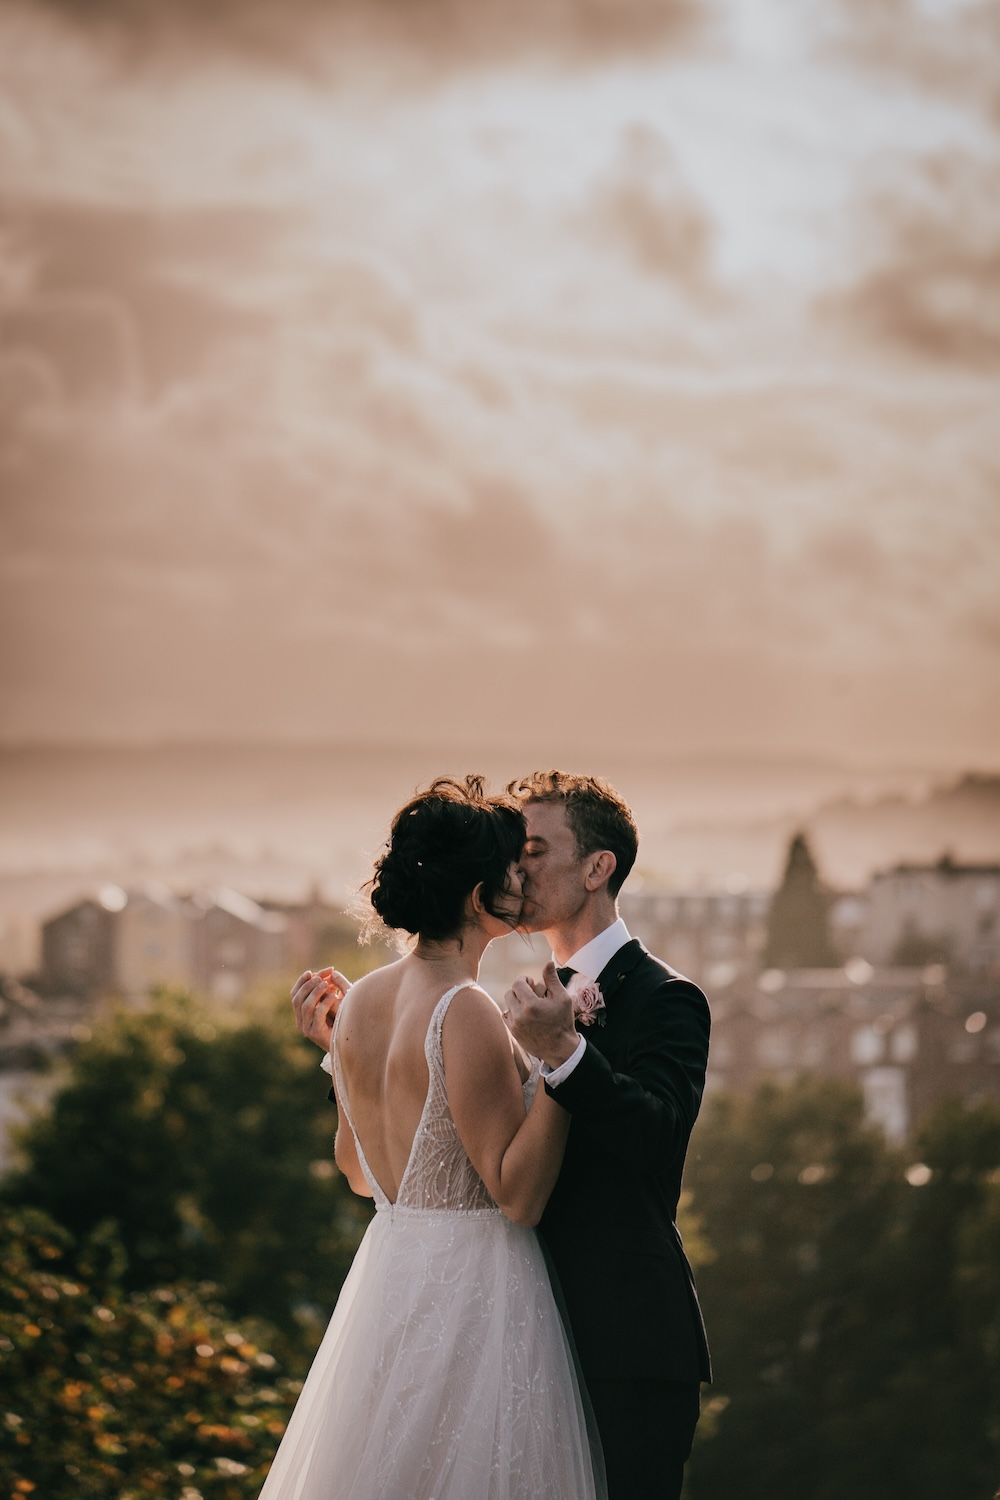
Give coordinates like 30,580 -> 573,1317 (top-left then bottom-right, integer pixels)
1,0 -> 998,768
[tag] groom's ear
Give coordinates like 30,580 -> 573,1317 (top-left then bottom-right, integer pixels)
584,851 -> 617,893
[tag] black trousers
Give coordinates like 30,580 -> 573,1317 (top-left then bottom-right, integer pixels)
586,1378 -> 701,1500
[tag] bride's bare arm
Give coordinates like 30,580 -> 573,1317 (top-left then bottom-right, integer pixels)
442,986 -> 570,1228
331,1069 -> 374,1199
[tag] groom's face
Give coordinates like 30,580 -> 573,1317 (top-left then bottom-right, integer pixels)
517,800 -> 591,935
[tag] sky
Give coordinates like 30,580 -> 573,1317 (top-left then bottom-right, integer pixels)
1,0 -> 998,766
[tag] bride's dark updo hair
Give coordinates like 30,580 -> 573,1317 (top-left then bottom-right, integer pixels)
368,776 -> 525,942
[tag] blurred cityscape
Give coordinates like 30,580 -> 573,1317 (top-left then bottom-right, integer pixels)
3,825 -> 997,1162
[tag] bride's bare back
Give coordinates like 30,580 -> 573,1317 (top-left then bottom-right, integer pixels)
334,956 -> 536,1213
335,961 -> 451,1203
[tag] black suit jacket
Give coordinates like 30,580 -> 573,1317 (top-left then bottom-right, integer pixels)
540,939 -> 712,1386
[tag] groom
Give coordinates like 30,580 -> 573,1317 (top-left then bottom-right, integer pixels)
292,769 -> 710,1500
502,770 -> 711,1500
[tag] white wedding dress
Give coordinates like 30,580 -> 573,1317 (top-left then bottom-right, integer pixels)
258,983 -> 606,1500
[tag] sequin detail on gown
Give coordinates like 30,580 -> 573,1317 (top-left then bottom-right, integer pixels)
257,983 -> 605,1500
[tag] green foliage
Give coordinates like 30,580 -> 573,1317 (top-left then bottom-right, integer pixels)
2,992 -> 372,1357
685,1079 -> 1000,1500
8,993 -> 998,1498
0,1206 -> 299,1498
762,831 -> 837,969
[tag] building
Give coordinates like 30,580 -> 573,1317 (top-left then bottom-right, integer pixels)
39,887 -> 121,1000
261,890 -> 390,979
187,888 -> 287,1002
706,964 -> 1000,1141
620,854 -> 1000,984
619,887 -> 770,989
112,884 -> 195,1000
39,886 -> 288,1004
856,858 -> 1000,971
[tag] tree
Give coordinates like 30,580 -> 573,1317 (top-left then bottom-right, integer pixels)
0,1206 -> 299,1498
762,831 -> 838,969
2,992 -> 372,1359
683,1079 -> 1000,1500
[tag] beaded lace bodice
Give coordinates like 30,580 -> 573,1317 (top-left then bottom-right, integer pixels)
334,984 -> 539,1215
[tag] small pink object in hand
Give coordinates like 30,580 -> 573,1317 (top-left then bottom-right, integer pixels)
567,977 -> 606,1027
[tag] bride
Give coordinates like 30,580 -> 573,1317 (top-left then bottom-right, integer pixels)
258,776 -> 606,1500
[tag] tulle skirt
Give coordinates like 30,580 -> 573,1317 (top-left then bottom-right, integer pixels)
258,1204 -> 604,1500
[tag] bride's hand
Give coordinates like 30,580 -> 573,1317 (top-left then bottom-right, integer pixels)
291,968 -> 350,1051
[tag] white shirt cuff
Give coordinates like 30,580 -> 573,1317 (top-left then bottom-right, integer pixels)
540,1034 -> 587,1088
320,1052 -> 333,1076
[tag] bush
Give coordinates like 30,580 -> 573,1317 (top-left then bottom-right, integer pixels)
2,992 -> 371,1359
0,1206 -> 300,1498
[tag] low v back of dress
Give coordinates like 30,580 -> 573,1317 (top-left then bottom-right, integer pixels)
258,984 -> 606,1500
335,983 -> 502,1215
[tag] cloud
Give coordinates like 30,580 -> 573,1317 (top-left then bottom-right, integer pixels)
0,200 -> 287,399
828,0 -> 1000,121
581,124 -> 717,292
13,0 -> 706,70
828,153 -> 1000,366
0,14 -> 997,766
3,242 -> 997,764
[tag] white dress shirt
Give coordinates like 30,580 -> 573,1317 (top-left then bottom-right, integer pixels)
542,915 -> 632,1087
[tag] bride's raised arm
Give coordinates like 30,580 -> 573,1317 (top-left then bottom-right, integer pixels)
442,984 -> 569,1228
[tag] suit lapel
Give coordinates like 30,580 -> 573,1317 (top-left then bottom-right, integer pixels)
574,940 -> 647,1064
595,937 -> 646,1005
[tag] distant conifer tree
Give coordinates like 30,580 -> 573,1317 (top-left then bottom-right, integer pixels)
762,831 -> 837,969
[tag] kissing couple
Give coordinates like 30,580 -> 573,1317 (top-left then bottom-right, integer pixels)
261,770 -> 711,1500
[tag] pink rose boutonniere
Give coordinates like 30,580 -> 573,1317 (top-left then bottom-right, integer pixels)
567,976 -> 606,1028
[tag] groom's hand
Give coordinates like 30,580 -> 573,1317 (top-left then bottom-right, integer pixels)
503,961 -> 579,1070
291,968 -> 350,1052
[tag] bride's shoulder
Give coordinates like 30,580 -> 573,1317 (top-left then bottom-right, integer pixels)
439,985 -> 529,1084
339,960 -> 404,1018
447,980 -> 500,1012
440,982 -> 511,1040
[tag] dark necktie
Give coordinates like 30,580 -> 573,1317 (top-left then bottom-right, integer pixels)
556,966 -> 576,987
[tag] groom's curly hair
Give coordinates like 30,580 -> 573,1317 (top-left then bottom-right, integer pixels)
507,770 -> 638,897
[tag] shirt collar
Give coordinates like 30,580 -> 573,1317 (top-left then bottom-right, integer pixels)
564,916 -> 632,982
